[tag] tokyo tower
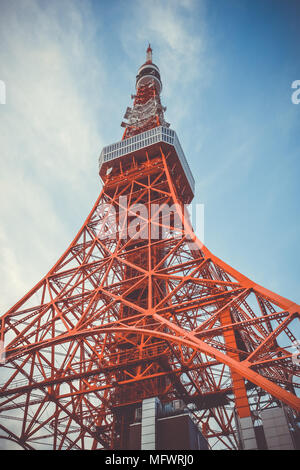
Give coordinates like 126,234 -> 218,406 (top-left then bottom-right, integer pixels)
0,45 -> 299,451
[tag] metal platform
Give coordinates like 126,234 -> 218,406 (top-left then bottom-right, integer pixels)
99,126 -> 195,195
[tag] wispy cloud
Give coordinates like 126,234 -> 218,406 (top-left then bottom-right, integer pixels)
0,0 -> 105,308
120,0 -> 210,128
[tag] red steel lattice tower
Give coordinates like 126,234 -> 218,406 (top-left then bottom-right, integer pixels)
0,46 -> 300,450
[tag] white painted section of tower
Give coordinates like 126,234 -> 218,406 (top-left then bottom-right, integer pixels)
261,407 -> 295,450
141,397 -> 159,450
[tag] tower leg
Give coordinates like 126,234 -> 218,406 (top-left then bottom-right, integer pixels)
220,308 -> 251,419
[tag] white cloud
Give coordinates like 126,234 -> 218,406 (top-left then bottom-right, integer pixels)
0,0 -> 106,309
120,0 -> 210,128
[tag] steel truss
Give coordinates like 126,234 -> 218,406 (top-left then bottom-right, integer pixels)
1,146 -> 299,450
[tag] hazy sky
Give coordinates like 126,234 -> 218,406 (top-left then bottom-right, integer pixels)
0,0 -> 299,315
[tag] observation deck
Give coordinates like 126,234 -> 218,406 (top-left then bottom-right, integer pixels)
99,126 -> 195,201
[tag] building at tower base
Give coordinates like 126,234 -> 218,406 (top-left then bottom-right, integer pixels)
126,398 -> 209,450
235,405 -> 300,450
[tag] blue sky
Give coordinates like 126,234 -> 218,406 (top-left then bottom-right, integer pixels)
0,0 -> 299,312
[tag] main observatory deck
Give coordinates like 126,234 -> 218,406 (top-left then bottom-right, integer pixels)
99,126 -> 195,201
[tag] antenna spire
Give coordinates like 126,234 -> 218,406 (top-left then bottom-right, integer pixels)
146,43 -> 152,63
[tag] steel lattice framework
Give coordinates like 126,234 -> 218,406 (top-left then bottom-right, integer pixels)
0,46 -> 299,450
